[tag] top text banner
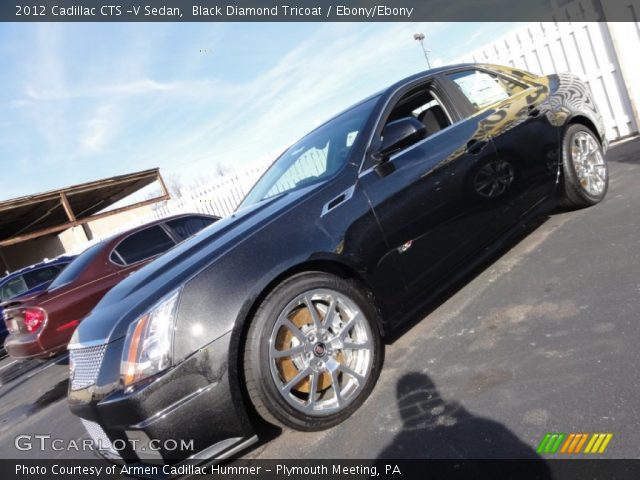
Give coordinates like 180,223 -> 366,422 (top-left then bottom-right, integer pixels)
3,0 -> 639,22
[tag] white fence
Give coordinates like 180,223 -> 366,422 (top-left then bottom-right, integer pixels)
460,3 -> 639,140
96,148 -> 331,239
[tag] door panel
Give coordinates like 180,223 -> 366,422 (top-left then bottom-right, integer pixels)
480,88 -> 561,217
444,69 -> 561,227
360,112 -> 513,297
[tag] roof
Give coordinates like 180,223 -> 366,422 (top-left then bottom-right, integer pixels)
0,168 -> 169,247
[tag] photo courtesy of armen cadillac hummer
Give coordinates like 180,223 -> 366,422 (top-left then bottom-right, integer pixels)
67,64 -> 608,464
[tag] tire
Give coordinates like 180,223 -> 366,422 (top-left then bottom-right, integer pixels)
243,272 -> 383,431
559,124 -> 608,209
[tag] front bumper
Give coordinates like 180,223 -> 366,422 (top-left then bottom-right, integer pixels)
68,331 -> 255,464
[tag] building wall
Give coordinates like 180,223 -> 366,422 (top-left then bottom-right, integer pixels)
58,203 -> 155,255
0,234 -> 66,273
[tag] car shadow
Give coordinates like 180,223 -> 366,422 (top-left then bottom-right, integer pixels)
377,372 -> 552,478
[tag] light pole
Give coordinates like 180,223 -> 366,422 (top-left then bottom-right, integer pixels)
413,33 -> 432,69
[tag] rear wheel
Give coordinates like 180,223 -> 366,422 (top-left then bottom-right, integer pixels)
560,124 -> 608,208
243,272 -> 383,431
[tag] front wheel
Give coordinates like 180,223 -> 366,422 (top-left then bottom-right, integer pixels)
560,124 -> 608,208
243,272 -> 383,431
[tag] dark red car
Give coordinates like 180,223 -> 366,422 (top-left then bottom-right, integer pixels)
3,213 -> 218,360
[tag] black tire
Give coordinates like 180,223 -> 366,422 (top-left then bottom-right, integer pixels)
243,271 -> 383,431
559,124 -> 608,209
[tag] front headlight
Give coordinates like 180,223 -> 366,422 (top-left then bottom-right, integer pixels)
121,288 -> 181,388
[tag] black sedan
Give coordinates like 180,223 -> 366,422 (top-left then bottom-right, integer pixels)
67,64 -> 608,464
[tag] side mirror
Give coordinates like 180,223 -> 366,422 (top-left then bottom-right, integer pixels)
376,117 -> 426,162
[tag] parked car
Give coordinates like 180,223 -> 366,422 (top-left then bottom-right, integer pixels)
0,255 -> 76,352
68,64 -> 608,463
3,214 -> 218,360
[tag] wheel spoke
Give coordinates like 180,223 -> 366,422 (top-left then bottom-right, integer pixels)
271,344 -> 305,359
338,312 -> 360,340
330,369 -> 342,408
343,338 -> 371,350
339,364 -> 365,385
281,366 -> 311,393
303,295 -> 322,329
307,372 -> 319,409
280,317 -> 306,342
323,297 -> 337,327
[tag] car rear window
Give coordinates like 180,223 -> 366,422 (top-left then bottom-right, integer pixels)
48,243 -> 105,290
112,225 -> 176,265
165,216 -> 216,241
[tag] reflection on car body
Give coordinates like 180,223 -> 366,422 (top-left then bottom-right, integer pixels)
66,64 -> 608,465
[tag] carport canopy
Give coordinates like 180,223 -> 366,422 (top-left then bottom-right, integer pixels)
0,168 -> 169,247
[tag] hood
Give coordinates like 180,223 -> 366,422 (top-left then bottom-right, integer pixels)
72,186 -> 318,347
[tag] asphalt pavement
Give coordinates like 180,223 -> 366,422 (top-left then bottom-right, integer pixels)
1,136 -> 639,461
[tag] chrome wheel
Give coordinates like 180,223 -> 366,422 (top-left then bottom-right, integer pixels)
268,288 -> 373,416
570,131 -> 607,196
473,160 -> 515,198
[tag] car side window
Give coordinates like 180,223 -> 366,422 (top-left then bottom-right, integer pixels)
112,226 -> 176,265
0,275 -> 28,301
382,84 -> 454,145
447,69 -> 527,111
165,216 -> 216,242
22,266 -> 62,289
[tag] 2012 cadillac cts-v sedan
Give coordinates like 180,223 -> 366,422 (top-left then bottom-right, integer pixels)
68,64 -> 609,463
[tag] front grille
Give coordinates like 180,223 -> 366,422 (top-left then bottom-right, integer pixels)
69,344 -> 107,390
80,418 -> 122,460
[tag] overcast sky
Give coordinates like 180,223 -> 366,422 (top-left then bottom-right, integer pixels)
0,22 -> 523,201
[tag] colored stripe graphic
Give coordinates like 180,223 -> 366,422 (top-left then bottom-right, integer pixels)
561,433 -> 589,453
585,433 -> 613,454
560,433 -> 575,453
574,433 -> 589,453
537,433 -> 565,454
540,432 -> 613,454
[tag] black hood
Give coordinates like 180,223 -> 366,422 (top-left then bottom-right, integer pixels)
71,186 -> 319,347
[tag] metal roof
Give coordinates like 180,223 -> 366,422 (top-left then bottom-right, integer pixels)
0,168 -> 169,247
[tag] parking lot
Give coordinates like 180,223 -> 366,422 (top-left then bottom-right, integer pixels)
1,136 -> 639,461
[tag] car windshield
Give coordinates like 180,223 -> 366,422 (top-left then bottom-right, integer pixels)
47,242 -> 105,290
239,97 -> 378,208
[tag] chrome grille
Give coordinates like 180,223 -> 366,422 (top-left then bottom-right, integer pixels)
69,344 -> 107,390
80,418 -> 122,460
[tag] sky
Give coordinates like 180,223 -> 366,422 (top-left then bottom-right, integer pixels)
0,22 -> 523,201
